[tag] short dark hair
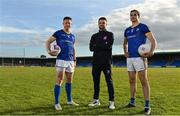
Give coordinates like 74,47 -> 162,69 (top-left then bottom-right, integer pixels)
63,16 -> 72,21
98,17 -> 107,22
130,9 -> 140,17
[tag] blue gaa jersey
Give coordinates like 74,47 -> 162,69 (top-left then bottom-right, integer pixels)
52,29 -> 75,61
124,23 -> 150,58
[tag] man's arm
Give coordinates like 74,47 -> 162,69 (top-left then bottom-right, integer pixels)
123,37 -> 129,58
45,36 -> 56,56
73,43 -> 76,67
73,44 -> 76,61
89,35 -> 96,52
143,32 -> 157,57
106,32 -> 114,49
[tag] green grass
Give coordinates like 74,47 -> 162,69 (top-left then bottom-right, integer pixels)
0,67 -> 180,115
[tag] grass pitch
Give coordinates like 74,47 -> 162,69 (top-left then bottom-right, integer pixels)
0,67 -> 180,115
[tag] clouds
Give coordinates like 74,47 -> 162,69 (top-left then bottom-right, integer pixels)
0,26 -> 55,34
140,0 -> 180,50
0,0 -> 180,56
0,26 -> 55,46
74,0 -> 180,51
0,26 -> 37,34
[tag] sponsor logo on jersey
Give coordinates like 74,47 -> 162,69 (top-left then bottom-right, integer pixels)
131,29 -> 134,33
107,70 -> 110,74
136,28 -> 139,31
61,34 -> 66,36
127,35 -> 136,39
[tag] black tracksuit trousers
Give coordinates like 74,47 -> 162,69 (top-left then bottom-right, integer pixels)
92,64 -> 114,101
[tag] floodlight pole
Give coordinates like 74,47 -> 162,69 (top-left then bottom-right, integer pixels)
23,48 -> 25,66
2,57 -> 4,66
12,58 -> 14,66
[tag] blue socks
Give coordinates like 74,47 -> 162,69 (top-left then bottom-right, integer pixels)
145,100 -> 150,108
65,83 -> 72,102
54,83 -> 72,104
129,98 -> 150,108
130,98 -> 135,105
54,85 -> 61,104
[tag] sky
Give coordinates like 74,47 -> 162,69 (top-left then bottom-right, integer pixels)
0,0 -> 180,58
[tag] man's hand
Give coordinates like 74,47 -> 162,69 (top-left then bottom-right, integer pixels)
124,52 -> 129,58
74,60 -> 76,67
46,36 -> 56,56
141,51 -> 154,58
48,50 -> 59,56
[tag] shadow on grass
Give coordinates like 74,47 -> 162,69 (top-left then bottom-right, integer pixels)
0,106 -> 54,115
0,103 -> 144,115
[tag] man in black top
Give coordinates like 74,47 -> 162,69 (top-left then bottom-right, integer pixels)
88,17 -> 115,110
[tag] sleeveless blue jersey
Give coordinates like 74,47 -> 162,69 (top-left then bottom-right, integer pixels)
52,29 -> 75,61
124,23 -> 150,57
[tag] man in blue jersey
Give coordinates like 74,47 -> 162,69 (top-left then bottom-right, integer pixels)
46,16 -> 79,111
123,9 -> 157,115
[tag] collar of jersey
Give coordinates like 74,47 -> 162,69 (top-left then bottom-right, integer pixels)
99,29 -> 107,32
130,23 -> 141,29
61,29 -> 72,35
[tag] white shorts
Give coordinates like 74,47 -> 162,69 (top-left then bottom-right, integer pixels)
56,60 -> 74,73
127,57 -> 148,72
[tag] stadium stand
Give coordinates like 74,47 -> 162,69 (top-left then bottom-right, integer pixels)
0,51 -> 180,67
148,51 -> 180,67
113,55 -> 126,67
76,57 -> 92,67
170,59 -> 180,67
